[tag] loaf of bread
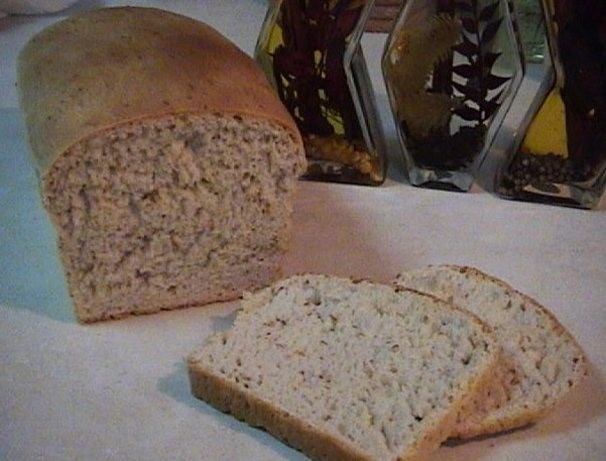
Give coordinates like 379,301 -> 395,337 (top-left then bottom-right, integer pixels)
394,265 -> 587,439
17,7 -> 306,322
188,274 -> 499,461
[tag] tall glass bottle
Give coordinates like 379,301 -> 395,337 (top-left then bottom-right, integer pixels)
255,0 -> 387,185
497,0 -> 606,208
382,0 -> 524,191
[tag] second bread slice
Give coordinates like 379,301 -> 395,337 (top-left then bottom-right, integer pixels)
394,265 -> 587,439
188,274 -> 499,461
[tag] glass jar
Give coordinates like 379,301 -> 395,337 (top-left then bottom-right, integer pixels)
510,0 -> 546,63
382,0 -> 524,191
255,0 -> 387,185
496,0 -> 606,208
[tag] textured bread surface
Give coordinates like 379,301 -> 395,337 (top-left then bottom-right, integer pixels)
17,7 -> 306,322
188,274 -> 499,461
394,265 -> 587,439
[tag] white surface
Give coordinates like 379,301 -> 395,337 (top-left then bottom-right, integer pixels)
0,0 -> 80,15
1,2 -> 606,461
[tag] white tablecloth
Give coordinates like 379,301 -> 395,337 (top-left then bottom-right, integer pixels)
1,2 -> 605,460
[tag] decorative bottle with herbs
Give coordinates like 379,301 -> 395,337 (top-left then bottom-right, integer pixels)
255,0 -> 387,185
382,0 -> 524,191
497,0 -> 606,208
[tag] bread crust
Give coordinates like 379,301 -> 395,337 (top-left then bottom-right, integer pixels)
17,6 -> 302,178
188,278 -> 502,461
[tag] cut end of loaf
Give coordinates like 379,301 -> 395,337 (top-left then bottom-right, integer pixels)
188,274 -> 500,461
43,113 -> 305,322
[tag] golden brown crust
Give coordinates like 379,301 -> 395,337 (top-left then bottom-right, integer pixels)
17,6 -> 301,177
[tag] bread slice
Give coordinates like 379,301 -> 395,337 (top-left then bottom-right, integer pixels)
394,265 -> 587,439
17,7 -> 306,322
188,274 -> 499,461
